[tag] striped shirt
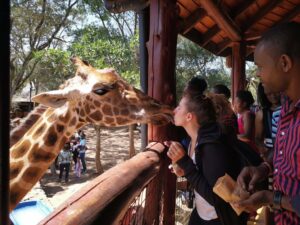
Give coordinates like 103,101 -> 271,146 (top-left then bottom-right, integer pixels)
273,97 -> 300,225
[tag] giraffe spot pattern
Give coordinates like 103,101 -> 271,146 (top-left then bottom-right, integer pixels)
121,108 -> 130,116
23,167 -> 43,183
85,104 -> 90,114
11,140 -> 31,158
44,128 -> 58,146
113,107 -> 120,115
56,124 -> 65,133
10,188 -> 20,206
80,109 -> 85,117
102,104 -> 113,116
104,117 -> 115,124
69,117 -> 77,126
25,115 -> 38,125
90,105 -> 95,110
116,117 -> 130,124
28,146 -> 56,163
90,111 -> 102,121
10,161 -> 24,179
33,124 -> 46,140
59,110 -> 71,123
47,114 -> 57,123
130,105 -> 138,112
94,100 -> 101,107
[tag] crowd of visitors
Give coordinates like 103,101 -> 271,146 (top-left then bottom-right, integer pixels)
57,129 -> 87,183
162,22 -> 300,225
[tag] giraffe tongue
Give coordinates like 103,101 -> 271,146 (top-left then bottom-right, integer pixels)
150,113 -> 174,125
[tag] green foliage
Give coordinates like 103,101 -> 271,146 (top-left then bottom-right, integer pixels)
69,25 -> 140,86
10,0 -> 81,96
175,37 -> 231,99
31,49 -> 73,91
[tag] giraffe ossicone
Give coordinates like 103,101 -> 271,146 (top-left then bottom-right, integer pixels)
9,57 -> 173,211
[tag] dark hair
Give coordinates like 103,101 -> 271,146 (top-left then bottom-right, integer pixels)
236,90 -> 254,108
257,83 -> 272,109
258,22 -> 300,59
183,77 -> 216,125
212,84 -> 231,99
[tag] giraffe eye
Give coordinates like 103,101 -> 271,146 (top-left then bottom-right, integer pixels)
93,88 -> 109,95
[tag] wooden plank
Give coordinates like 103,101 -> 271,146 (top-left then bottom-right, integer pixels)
243,0 -> 283,31
39,146 -> 165,225
231,42 -> 246,101
194,0 -> 241,41
179,8 -> 207,34
278,4 -> 300,24
146,0 -> 178,224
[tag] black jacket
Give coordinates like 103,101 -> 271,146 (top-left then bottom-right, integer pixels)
177,122 -> 248,225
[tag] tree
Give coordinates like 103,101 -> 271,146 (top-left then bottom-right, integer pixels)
176,36 -> 231,99
10,0 -> 81,96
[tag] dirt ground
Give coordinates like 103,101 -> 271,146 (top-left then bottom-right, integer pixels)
22,125 -> 142,209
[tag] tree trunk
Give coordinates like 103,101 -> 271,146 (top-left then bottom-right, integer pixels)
94,125 -> 103,174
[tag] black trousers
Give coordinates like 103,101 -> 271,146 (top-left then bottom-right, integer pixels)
59,163 -> 70,181
188,209 -> 222,225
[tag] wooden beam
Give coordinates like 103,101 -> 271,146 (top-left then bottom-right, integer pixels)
182,28 -> 220,54
201,24 -> 220,46
231,0 -> 256,18
195,0 -> 241,41
199,1 -> 256,47
243,0 -> 282,31
244,32 -> 261,41
178,8 -> 207,34
278,4 -> 300,24
216,38 -> 232,55
231,42 -> 246,100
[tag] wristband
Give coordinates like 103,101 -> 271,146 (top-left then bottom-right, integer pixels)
272,191 -> 282,210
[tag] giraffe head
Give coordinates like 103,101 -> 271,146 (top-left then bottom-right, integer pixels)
32,57 -> 173,127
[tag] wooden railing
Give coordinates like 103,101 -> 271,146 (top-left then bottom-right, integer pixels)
38,143 -> 167,225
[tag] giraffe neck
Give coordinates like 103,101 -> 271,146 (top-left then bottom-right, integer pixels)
9,107 -> 83,211
10,105 -> 48,147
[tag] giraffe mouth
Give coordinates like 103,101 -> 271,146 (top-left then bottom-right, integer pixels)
149,112 -> 174,125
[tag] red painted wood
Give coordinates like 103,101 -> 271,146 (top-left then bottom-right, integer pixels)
145,0 -> 178,224
231,42 -> 246,102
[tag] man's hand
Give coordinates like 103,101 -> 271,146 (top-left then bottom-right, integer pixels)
165,141 -> 186,163
237,164 -> 269,192
233,190 -> 273,213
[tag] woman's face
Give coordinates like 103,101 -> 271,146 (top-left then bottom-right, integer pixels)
173,97 -> 190,127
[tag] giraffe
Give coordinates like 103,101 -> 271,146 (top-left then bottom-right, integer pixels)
9,56 -> 173,212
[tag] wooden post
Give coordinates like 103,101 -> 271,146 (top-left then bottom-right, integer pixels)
231,41 -> 246,102
144,0 -> 178,224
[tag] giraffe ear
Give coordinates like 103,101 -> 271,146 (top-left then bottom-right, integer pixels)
32,90 -> 69,108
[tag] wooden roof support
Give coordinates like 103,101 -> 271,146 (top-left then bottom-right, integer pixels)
146,0 -> 178,224
231,41 -> 246,101
201,24 -> 219,46
200,0 -> 256,46
243,0 -> 282,31
231,0 -> 256,18
216,38 -> 232,55
279,4 -> 300,24
195,0 -> 241,41
179,8 -> 207,34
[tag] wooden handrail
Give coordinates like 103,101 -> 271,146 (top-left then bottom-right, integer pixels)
38,143 -> 166,225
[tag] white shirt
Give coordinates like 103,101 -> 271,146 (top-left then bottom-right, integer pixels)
190,149 -> 218,220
